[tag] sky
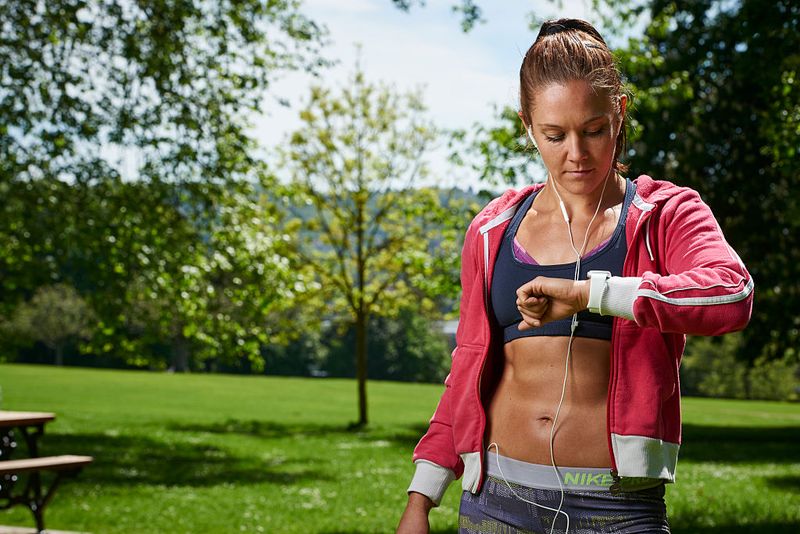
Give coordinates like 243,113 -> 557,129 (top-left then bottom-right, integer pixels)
252,0 -> 605,190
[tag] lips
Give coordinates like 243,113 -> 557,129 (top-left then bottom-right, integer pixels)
566,168 -> 594,174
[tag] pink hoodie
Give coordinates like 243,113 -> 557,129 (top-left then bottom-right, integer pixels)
408,175 -> 754,504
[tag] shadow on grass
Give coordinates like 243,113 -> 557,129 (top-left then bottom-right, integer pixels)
169,418 -> 430,451
765,474 -> 800,492
678,424 -> 800,464
36,431 -> 330,488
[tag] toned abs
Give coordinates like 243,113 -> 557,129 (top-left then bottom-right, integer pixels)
485,181 -> 626,468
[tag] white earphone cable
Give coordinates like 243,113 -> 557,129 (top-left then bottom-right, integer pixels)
494,168 -> 612,534
507,124 -> 619,533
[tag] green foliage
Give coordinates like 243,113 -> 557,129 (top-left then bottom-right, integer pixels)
2,284 -> 94,365
614,0 -> 800,363
280,65 -> 463,324
324,307 -> 451,383
116,182 -> 302,371
682,335 -> 749,399
0,0 -> 328,371
748,354 -> 799,401
449,105 -> 542,188
0,0 -> 327,186
681,334 -> 799,401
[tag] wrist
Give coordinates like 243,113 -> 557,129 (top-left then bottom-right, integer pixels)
586,270 -> 612,314
576,280 -> 590,311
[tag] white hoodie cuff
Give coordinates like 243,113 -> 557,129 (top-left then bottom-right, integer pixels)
601,276 -> 641,321
407,460 -> 456,506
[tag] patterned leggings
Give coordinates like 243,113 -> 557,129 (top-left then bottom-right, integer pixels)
459,475 -> 671,534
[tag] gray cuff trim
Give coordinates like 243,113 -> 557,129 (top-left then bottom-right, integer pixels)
407,460 -> 456,506
601,276 -> 641,321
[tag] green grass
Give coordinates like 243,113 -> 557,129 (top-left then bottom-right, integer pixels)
1,363 -> 799,533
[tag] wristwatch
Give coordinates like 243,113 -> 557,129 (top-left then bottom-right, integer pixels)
587,270 -> 612,315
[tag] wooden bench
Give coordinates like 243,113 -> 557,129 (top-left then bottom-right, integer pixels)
0,455 -> 93,534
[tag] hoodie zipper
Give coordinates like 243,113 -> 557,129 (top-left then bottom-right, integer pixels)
608,195 -> 656,479
475,206 -> 517,491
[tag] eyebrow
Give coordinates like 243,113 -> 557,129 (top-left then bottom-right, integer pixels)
537,114 -> 606,128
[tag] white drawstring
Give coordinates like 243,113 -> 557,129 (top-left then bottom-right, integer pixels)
644,218 -> 654,261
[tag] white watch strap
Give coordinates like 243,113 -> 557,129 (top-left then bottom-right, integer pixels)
588,271 -> 611,315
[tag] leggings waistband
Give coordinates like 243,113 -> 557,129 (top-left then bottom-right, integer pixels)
486,451 -> 616,492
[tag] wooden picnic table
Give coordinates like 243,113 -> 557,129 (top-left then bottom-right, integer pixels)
0,412 -> 56,460
0,411 -> 92,533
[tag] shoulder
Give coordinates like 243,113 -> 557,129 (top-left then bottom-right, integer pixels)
466,184 -> 542,234
632,174 -> 709,212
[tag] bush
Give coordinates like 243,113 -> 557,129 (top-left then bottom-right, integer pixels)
2,284 -> 95,366
681,334 -> 799,401
681,334 -> 748,399
748,354 -> 799,401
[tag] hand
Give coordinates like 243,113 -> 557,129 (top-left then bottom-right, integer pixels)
396,492 -> 434,534
516,277 -> 590,330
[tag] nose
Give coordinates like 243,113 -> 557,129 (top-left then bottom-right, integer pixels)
567,134 -> 589,163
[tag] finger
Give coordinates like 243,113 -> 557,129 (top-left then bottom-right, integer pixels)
518,307 -> 546,322
516,278 -> 541,301
518,294 -> 549,311
517,293 -> 544,304
518,299 -> 547,315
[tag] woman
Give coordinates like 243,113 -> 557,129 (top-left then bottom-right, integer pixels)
396,18 -> 754,534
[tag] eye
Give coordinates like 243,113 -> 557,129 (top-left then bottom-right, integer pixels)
545,134 -> 564,143
585,127 -> 606,137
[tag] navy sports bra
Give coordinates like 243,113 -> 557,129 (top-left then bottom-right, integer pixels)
491,180 -> 635,344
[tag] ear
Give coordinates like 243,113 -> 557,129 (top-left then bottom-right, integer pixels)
617,94 -> 628,128
517,110 -> 528,129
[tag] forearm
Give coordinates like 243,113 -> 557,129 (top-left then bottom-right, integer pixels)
396,492 -> 434,534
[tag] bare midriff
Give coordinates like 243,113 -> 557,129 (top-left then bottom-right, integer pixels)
484,177 -> 627,469
485,333 -> 612,468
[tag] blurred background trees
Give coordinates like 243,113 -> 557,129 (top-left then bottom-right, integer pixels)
1,0 -> 797,402
0,0 -> 328,370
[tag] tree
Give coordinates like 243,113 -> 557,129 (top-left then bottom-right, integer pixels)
117,182 -> 304,371
612,0 -> 800,363
0,0 -> 328,367
0,0 -> 327,186
7,284 -> 94,365
279,64 -> 463,426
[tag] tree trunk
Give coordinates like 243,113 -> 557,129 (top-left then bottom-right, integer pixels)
171,335 -> 190,372
355,311 -> 368,426
55,344 -> 64,366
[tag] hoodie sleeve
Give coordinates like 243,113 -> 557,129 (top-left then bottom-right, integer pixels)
406,217 -> 482,505
601,189 -> 754,335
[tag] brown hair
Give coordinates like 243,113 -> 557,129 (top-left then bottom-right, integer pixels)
520,19 -> 630,173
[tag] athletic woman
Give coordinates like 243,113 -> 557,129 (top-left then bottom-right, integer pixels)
396,18 -> 753,534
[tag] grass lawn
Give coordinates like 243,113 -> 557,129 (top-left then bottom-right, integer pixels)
1,363 -> 799,533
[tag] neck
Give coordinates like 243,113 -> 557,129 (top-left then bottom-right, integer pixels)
543,169 -> 621,221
